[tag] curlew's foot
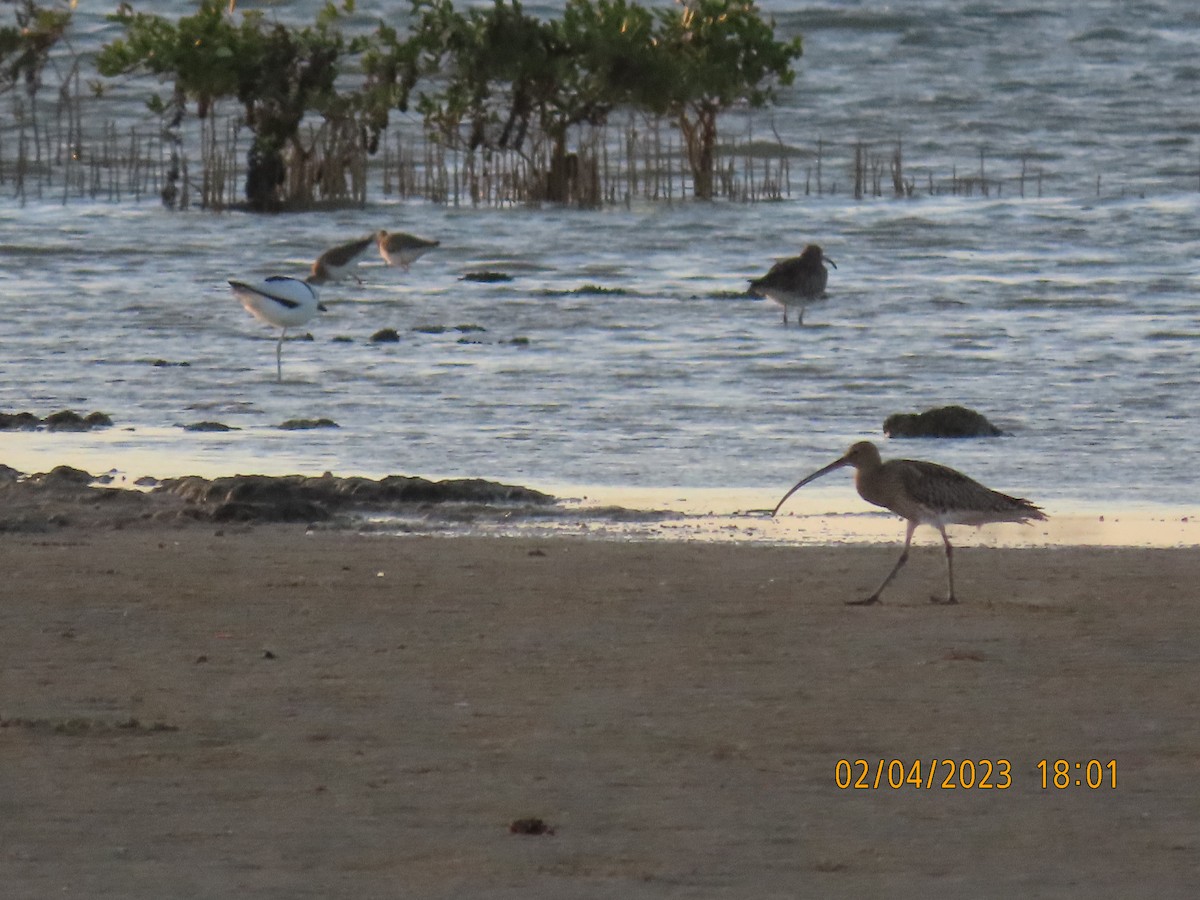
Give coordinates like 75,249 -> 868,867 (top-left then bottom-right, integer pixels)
929,595 -> 959,605
846,596 -> 881,606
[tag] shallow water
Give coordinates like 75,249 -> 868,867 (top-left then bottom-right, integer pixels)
2,1 -> 1199,530
357,486 -> 1200,550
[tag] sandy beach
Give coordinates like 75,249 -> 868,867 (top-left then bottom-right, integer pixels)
2,498 -> 1198,898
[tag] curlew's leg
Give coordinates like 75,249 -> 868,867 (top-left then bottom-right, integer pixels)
848,520 -> 916,606
797,306 -> 805,326
276,328 -> 286,383
932,526 -> 958,605
781,308 -> 788,326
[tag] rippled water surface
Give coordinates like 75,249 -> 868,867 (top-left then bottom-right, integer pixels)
2,1 -> 1198,514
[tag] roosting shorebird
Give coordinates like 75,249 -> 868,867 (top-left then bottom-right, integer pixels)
771,441 -> 1046,605
376,230 -> 440,271
228,276 -> 326,382
309,234 -> 376,285
748,244 -> 836,326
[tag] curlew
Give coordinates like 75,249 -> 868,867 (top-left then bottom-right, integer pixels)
771,441 -> 1046,605
376,230 -> 440,271
748,244 -> 836,326
309,234 -> 376,285
229,276 -> 327,382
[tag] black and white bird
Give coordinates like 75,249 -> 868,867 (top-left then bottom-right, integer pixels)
228,276 -> 327,382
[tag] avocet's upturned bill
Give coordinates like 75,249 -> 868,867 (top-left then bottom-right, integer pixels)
229,276 -> 327,382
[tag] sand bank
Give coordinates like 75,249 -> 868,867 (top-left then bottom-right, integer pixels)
3,516 -> 1198,897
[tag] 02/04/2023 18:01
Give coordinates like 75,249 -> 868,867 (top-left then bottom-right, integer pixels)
833,759 -> 1118,790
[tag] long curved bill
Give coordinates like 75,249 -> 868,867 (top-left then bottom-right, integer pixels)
824,257 -> 837,269
770,456 -> 850,517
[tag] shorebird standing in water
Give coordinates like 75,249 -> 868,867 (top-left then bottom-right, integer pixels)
309,234 -> 376,285
228,276 -> 327,382
749,244 -> 836,326
376,230 -> 440,271
772,441 -> 1046,605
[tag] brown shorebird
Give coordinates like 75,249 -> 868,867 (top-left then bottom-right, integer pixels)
771,441 -> 1046,605
748,244 -> 836,326
309,234 -> 376,285
376,230 -> 440,271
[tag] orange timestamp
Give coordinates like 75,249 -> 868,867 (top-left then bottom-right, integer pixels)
834,758 -> 1118,790
835,758 -> 1012,790
1036,759 -> 1117,789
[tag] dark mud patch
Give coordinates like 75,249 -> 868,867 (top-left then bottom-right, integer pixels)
0,464 -> 559,530
1,410 -> 113,431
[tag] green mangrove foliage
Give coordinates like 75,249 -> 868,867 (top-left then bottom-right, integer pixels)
96,0 -> 801,210
0,0 -> 75,96
387,0 -> 800,202
97,0 -> 369,210
381,0 -> 665,203
1,0 -> 76,176
642,0 -> 802,199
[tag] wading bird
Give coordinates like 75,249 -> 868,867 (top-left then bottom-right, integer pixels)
772,441 -> 1046,605
748,244 -> 836,326
376,230 -> 440,271
228,276 -> 326,382
309,234 -> 376,285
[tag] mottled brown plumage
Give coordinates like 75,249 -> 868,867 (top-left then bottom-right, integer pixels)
748,244 -> 836,326
772,441 -> 1046,605
376,230 -> 440,271
309,234 -> 375,285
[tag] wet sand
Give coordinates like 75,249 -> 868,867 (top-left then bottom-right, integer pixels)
3,518 -> 1198,898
